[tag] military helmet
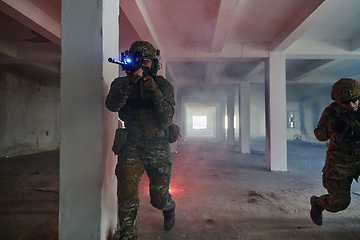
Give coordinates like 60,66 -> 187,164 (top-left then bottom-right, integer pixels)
331,78 -> 360,102
128,41 -> 159,59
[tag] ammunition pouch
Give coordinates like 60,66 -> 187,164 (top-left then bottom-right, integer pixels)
168,124 -> 181,143
112,128 -> 128,155
127,128 -> 168,141
335,148 -> 360,156
328,144 -> 360,156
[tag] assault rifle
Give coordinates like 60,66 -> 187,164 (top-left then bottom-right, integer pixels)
338,111 -> 360,146
108,51 -> 149,99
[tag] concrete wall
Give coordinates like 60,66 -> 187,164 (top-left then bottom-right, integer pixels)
0,70 -> 60,157
186,106 -> 216,137
286,102 -> 302,140
250,83 -> 265,138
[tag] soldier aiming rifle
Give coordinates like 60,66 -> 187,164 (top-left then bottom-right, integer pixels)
311,78 -> 360,225
106,41 -> 178,240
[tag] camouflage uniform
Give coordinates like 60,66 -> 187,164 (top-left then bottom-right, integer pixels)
105,42 -> 175,240
314,78 -> 360,213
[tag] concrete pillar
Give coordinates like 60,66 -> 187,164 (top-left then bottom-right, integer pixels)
60,0 -> 119,239
170,82 -> 178,153
227,86 -> 235,145
182,97 -> 188,139
264,52 -> 287,171
176,90 -> 184,142
220,99 -> 226,141
240,81 -> 251,153
215,103 -> 221,139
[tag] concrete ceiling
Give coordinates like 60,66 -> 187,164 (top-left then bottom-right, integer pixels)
1,0 -> 360,101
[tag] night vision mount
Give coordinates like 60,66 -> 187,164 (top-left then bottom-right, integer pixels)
108,50 -> 149,73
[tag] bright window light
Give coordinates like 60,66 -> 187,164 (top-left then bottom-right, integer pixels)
287,111 -> 295,128
193,116 -> 207,129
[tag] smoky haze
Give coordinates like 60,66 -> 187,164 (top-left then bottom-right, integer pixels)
175,71 -> 336,151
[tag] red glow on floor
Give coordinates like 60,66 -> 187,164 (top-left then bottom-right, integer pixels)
169,185 -> 185,194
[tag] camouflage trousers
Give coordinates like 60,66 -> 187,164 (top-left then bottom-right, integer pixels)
115,137 -> 175,239
316,149 -> 360,212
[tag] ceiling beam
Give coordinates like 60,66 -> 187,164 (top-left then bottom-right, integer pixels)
243,61 -> 264,82
31,62 -> 60,75
210,0 -> 240,53
0,47 -> 60,64
286,40 -> 360,59
0,39 -> 16,57
0,0 -> 61,46
290,59 -> 343,82
165,42 -> 268,61
351,35 -> 360,52
120,0 -> 161,51
271,0 -> 342,52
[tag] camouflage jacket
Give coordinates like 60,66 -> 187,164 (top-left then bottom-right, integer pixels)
105,75 -> 175,134
314,102 -> 360,148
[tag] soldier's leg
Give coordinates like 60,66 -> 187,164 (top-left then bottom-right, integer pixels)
144,140 -> 175,211
316,171 -> 352,212
115,152 -> 144,240
144,140 -> 176,231
146,161 -> 175,210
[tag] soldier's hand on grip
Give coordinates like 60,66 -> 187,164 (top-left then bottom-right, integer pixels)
144,75 -> 157,92
331,118 -> 348,133
126,68 -> 143,85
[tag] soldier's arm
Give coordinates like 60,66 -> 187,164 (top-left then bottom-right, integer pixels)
105,77 -> 134,112
314,106 -> 338,141
151,77 -> 175,126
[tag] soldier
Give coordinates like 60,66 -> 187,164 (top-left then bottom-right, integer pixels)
105,41 -> 176,240
311,78 -> 360,225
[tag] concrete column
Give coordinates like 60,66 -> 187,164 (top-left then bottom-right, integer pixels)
170,82 -> 178,153
176,90 -> 183,142
182,98 -> 188,139
220,99 -> 226,141
227,86 -> 235,145
60,0 -> 119,239
240,81 -> 251,153
264,52 -> 287,171
216,103 -> 221,139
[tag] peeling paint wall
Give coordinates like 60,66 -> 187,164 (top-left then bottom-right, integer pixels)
0,70 -> 60,157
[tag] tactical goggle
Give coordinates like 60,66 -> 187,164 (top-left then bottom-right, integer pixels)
340,96 -> 360,104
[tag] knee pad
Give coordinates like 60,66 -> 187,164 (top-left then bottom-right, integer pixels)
150,191 -> 167,210
118,176 -> 136,198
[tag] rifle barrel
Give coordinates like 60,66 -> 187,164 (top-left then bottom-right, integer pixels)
108,58 -> 122,65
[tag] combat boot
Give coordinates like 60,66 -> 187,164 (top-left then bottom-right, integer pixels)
163,207 -> 175,231
310,195 -> 323,225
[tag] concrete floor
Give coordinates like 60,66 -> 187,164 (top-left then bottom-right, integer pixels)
1,138 -> 360,240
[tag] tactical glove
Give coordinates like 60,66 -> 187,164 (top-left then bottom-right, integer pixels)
144,75 -> 157,92
126,71 -> 141,85
331,118 -> 348,133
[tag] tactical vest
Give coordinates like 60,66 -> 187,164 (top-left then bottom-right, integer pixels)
118,76 -> 170,134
